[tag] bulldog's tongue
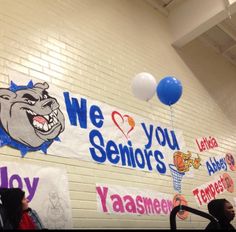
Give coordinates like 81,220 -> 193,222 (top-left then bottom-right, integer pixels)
33,116 -> 46,124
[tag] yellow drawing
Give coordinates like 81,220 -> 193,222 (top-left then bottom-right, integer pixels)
173,151 -> 201,173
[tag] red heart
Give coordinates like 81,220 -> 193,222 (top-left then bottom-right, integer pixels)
111,111 -> 135,139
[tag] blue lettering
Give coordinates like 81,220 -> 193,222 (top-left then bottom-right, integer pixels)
210,158 -> 217,172
221,158 -> 227,171
90,105 -> 104,128
144,149 -> 153,171
89,129 -> 168,175
214,157 -> 221,170
154,150 -> 166,174
63,92 -> 87,128
89,129 -> 106,163
141,123 -> 153,149
127,141 -> 136,168
119,141 -> 136,167
155,127 -> 166,146
142,123 -> 180,151
206,161 -> 215,176
106,140 -> 120,164
164,129 -> 180,150
134,148 -> 145,169
119,143 -> 132,167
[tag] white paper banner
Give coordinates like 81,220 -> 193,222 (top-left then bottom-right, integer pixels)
7,72 -> 186,176
0,161 -> 73,229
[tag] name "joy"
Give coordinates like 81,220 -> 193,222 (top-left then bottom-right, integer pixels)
0,166 -> 39,201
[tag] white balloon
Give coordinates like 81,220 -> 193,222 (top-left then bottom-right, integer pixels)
131,72 -> 157,101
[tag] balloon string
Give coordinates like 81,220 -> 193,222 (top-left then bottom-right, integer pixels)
224,0 -> 232,19
148,101 -> 155,122
170,105 -> 174,129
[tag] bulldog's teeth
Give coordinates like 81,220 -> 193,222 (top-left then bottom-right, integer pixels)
31,111 -> 57,131
53,117 -> 58,123
43,123 -> 49,131
27,109 -> 38,116
28,110 -> 34,115
38,123 -> 43,129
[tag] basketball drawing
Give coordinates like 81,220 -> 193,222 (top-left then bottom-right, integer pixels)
173,194 -> 189,220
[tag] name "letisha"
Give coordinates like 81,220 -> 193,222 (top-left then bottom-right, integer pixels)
195,136 -> 218,152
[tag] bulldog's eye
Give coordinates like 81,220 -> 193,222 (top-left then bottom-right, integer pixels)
23,94 -> 37,105
27,100 -> 36,105
43,94 -> 48,99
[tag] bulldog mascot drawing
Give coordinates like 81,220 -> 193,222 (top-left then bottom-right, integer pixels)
0,80 -> 65,156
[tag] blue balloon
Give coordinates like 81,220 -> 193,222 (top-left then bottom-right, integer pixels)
156,77 -> 183,106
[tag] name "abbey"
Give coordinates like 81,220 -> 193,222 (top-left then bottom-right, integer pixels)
195,136 -> 218,152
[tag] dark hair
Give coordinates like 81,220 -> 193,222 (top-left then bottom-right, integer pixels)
208,199 -> 229,221
0,188 -> 25,229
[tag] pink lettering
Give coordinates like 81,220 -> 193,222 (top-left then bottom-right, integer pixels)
192,188 -> 202,205
124,195 -> 136,213
96,186 -> 108,212
167,200 -> 173,213
214,182 -> 219,193
136,195 -> 145,214
192,175 -> 231,206
195,139 -> 203,152
209,184 -> 216,199
195,136 -> 218,152
153,199 -> 161,214
161,199 -> 168,214
96,186 -> 174,216
111,194 -> 124,213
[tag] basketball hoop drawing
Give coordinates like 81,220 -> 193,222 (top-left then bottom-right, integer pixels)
169,164 -> 185,193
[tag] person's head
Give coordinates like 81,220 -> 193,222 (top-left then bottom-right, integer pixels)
208,199 -> 235,223
0,188 -> 27,228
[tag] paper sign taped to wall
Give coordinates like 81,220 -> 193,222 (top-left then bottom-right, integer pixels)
0,161 -> 73,229
5,71 -> 188,178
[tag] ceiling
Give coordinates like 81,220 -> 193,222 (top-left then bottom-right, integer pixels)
146,0 -> 236,67
200,13 -> 236,66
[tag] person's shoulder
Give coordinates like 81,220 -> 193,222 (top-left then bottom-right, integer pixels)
29,208 -> 40,216
229,224 -> 235,230
27,208 -> 39,217
205,221 -> 221,230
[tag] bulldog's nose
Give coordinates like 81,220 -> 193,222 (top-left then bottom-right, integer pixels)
42,99 -> 55,108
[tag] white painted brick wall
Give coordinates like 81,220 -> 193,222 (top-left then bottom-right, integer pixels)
0,0 -> 235,229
